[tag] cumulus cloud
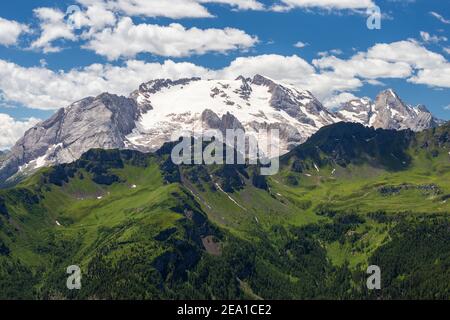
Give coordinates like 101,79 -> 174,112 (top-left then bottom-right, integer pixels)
77,0 -> 212,19
314,40 -> 450,90
84,17 -> 258,60
322,92 -> 359,109
0,17 -> 29,46
366,40 -> 450,89
212,54 -> 362,100
313,53 -> 412,80
0,53 -> 369,110
365,40 -> 447,70
31,8 -> 77,53
0,114 -> 40,150
70,1 -> 116,32
409,65 -> 450,88
0,41 -> 448,111
30,0 -> 378,57
76,0 -> 264,19
217,54 -> 316,79
76,0 -> 374,18
30,2 -> 258,57
272,0 -> 375,11
199,0 -> 264,10
0,59 -> 210,110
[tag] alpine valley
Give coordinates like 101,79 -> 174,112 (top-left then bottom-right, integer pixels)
0,75 -> 449,299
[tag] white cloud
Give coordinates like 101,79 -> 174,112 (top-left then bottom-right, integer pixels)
217,54 -> 316,79
294,41 -> 308,48
430,11 -> 450,24
77,0 -> 377,18
365,79 -> 384,86
30,0 -> 379,60
0,54 -> 336,110
199,0 -> 264,10
318,49 -> 343,57
213,54 -> 363,100
77,0 -> 212,19
329,49 -> 343,55
444,47 -> 450,55
314,40 -> 450,90
76,0 -> 264,19
75,0 -> 378,20
272,0 -> 375,11
410,65 -> 450,88
366,41 -> 450,88
31,8 -> 77,53
0,41 -> 448,112
30,2 -> 258,59
366,40 -> 447,70
70,1 -> 116,32
313,53 -> 412,80
303,72 -> 363,100
0,59 -> 210,110
85,17 -> 258,60
420,31 -> 448,44
0,17 -> 29,46
0,53 -> 362,111
0,114 -> 40,150
323,92 -> 359,109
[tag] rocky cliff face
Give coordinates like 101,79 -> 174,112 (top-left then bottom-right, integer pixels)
336,90 -> 439,131
0,93 -> 138,183
0,75 -> 442,185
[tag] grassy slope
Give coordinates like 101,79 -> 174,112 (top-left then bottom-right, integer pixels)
1,123 -> 450,299
0,154 -> 208,298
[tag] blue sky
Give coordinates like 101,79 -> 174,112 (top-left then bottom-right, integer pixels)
0,0 -> 449,149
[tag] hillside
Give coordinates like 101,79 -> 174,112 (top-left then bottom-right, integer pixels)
1,122 -> 450,299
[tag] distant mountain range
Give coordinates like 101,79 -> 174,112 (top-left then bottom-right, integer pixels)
335,89 -> 441,131
0,75 -> 443,185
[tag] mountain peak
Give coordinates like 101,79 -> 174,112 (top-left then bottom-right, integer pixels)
380,88 -> 399,98
252,74 -> 276,86
235,75 -> 251,82
375,88 -> 405,107
336,89 -> 440,132
0,77 -> 441,186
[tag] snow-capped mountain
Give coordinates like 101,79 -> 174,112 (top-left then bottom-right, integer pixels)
127,75 -> 339,154
0,75 -> 441,184
335,89 -> 440,131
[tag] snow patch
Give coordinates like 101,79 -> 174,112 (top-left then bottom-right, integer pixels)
214,182 -> 247,211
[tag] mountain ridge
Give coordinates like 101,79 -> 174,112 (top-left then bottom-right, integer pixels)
336,89 -> 441,131
0,75 -> 443,185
